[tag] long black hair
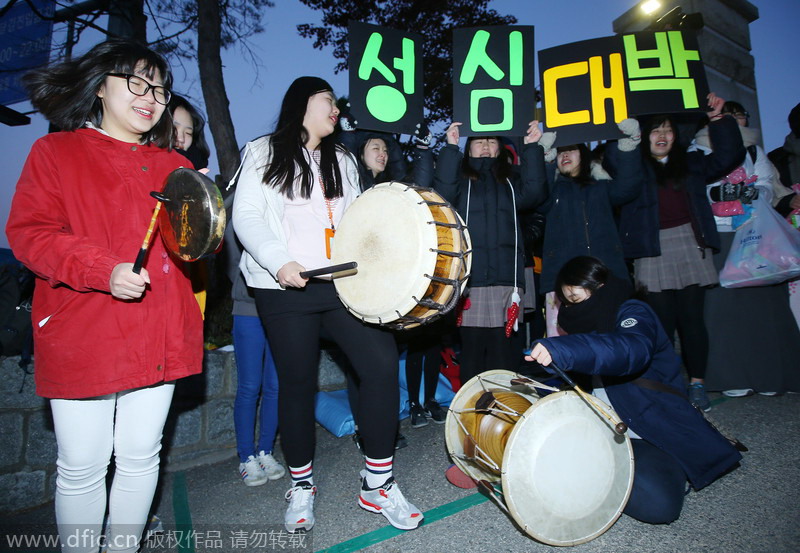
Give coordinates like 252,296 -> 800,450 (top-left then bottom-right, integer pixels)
641,114 -> 688,188
23,38 -> 174,148
461,136 -> 514,183
555,143 -> 593,185
169,94 -> 210,166
263,76 -> 345,200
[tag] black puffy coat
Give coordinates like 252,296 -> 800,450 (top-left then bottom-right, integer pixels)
434,143 -> 547,289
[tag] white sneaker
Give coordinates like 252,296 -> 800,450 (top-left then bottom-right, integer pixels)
758,391 -> 779,396
238,455 -> 268,487
359,476 -> 424,530
284,483 -> 316,533
722,389 -> 754,398
257,451 -> 286,480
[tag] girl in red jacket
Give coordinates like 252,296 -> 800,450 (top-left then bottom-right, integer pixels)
6,39 -> 203,553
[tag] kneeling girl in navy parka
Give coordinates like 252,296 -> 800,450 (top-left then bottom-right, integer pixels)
526,256 -> 742,524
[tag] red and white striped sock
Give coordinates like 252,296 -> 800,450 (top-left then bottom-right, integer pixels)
364,456 -> 393,489
289,461 -> 313,487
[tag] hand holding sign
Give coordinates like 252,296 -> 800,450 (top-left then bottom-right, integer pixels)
523,120 -> 543,144
617,118 -> 641,152
446,122 -> 463,145
539,131 -> 557,162
706,92 -> 726,120
413,121 -> 432,148
339,102 -> 359,132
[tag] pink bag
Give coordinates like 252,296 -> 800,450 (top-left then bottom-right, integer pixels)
711,200 -> 744,217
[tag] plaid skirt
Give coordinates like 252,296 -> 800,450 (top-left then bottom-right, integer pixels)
634,223 -> 718,293
460,285 -> 524,328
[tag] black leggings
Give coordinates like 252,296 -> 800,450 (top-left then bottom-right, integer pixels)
405,328 -> 443,405
645,285 -> 709,380
255,282 -> 399,465
458,326 -> 520,384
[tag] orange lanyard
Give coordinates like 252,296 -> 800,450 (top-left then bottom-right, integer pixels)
313,150 -> 338,259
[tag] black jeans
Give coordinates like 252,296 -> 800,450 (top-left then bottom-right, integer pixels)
458,326 -> 521,384
645,285 -> 709,380
255,282 -> 399,465
404,323 -> 444,405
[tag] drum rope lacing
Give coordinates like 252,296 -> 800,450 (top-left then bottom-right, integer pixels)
383,187 -> 472,329
338,182 -> 472,329
449,374 -> 560,472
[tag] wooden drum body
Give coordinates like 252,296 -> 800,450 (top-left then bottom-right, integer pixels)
445,370 -> 635,547
331,182 -> 471,329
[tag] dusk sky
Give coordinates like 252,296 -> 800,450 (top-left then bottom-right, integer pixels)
1,0 -> 798,249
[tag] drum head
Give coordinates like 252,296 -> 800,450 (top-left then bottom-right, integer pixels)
502,391 -> 634,546
158,168 -> 226,261
445,370 -> 539,484
331,182 -> 440,324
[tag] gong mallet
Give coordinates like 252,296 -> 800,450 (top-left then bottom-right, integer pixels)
299,262 -> 358,279
548,360 -> 628,435
131,191 -> 168,275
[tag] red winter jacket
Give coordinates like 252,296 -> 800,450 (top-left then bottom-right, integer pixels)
6,129 -> 204,399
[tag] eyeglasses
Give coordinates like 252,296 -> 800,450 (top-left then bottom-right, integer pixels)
731,112 -> 749,119
106,73 -> 171,105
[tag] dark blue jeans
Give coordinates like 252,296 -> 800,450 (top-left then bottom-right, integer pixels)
624,439 -> 687,524
233,314 -> 279,462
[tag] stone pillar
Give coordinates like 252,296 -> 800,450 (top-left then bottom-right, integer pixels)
613,0 -> 761,141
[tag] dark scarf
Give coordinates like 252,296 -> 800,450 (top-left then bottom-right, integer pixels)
557,276 -> 633,335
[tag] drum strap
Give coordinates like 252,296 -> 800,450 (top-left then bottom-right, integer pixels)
632,377 -> 684,398
633,378 -> 748,452
225,146 -> 248,192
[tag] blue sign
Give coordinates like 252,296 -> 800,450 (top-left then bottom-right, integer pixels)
0,0 -> 55,105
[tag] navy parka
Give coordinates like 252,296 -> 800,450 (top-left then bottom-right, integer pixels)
537,142 -> 642,294
537,300 -> 742,490
609,116 -> 745,259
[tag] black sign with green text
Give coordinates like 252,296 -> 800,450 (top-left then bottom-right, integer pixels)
348,21 -> 424,135
452,26 -> 536,137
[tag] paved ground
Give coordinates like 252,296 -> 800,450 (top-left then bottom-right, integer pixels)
4,391 -> 798,553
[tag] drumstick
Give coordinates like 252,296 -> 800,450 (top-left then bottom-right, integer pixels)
549,361 -> 628,435
132,199 -> 163,275
299,261 -> 358,279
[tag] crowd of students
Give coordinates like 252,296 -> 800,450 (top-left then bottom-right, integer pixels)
6,37 -> 799,551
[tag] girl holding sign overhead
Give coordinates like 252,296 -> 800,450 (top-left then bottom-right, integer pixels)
6,39 -> 203,553
532,119 -> 643,338
610,93 -> 745,412
434,121 -> 547,384
232,76 -> 423,533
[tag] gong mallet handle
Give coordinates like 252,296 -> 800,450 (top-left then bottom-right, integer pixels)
299,261 -> 358,279
132,195 -> 165,275
549,360 -> 628,435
